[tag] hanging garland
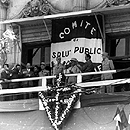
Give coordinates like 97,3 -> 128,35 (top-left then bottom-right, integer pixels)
39,84 -> 79,130
39,72 -> 100,130
39,73 -> 80,130
38,72 -> 130,130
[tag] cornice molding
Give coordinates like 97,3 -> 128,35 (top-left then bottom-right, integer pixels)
19,0 -> 130,18
7,0 -> 130,21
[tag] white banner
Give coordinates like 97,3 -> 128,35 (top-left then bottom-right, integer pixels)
51,38 -> 102,64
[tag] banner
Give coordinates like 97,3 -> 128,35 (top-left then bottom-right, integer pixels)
51,15 -> 103,64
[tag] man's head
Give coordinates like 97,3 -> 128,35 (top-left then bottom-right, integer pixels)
102,52 -> 108,60
16,64 -> 21,70
26,63 -> 31,69
70,58 -> 78,66
34,65 -> 39,72
40,62 -> 46,70
85,54 -> 91,61
56,57 -> 61,64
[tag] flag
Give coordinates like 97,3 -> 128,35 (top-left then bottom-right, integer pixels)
114,107 -> 122,130
120,108 -> 128,129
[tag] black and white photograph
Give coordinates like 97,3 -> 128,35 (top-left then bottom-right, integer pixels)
0,0 -> 130,130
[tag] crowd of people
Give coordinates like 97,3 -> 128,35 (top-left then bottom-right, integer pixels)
0,52 -> 115,101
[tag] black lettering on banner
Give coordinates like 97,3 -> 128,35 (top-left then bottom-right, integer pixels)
72,38 -> 78,42
66,50 -> 71,57
97,65 -> 102,71
85,48 -> 89,54
52,50 -> 71,59
62,51 -> 65,57
97,48 -> 101,54
74,47 -> 79,53
52,52 -> 56,58
88,48 -> 101,54
89,48 -> 93,54
94,64 -> 102,72
79,47 -> 84,53
94,47 -> 96,54
74,47 -> 101,55
57,52 -> 61,57
62,50 -> 71,57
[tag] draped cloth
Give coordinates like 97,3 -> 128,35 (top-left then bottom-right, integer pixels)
0,98 -> 39,112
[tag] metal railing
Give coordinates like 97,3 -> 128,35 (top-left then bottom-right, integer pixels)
0,69 -> 124,95
0,69 -> 129,110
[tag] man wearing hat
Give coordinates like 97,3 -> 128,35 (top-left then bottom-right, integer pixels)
101,52 -> 115,93
39,62 -> 49,86
67,58 -> 81,84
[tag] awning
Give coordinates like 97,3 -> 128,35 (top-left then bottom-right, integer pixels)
0,4 -> 130,25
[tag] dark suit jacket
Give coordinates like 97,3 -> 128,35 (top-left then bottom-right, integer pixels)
9,68 -> 19,89
21,68 -> 34,87
81,60 -> 94,82
1,70 -> 10,89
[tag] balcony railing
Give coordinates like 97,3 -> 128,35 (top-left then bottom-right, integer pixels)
0,70 -> 116,91
0,69 -> 130,109
0,69 -> 129,102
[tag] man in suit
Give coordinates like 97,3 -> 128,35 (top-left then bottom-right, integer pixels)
81,54 -> 94,82
22,63 -> 34,87
21,63 -> 34,99
39,62 -> 49,86
1,64 -> 10,89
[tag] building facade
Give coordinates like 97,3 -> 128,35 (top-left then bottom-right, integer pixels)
1,0 -> 130,70
1,1 -> 130,130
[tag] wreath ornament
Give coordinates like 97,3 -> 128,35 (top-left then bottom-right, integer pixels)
39,73 -> 80,130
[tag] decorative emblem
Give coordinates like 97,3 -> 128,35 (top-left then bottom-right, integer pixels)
39,73 -> 79,130
21,0 -> 59,18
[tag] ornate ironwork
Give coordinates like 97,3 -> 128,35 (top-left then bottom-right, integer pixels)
21,0 -> 60,18
18,0 -> 130,18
